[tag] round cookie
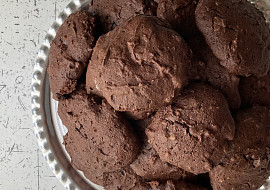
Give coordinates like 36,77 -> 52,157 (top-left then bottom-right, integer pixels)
210,105 -> 270,190
86,15 -> 192,120
48,10 -> 97,99
59,85 -> 140,174
157,0 -> 199,39
187,35 -> 241,109
130,140 -> 196,181
89,0 -> 157,33
239,72 -> 270,107
131,119 -> 210,184
146,83 -> 235,174
132,117 -> 209,185
195,0 -> 270,77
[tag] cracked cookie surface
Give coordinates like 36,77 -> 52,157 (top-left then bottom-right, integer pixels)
146,83 -> 235,174
130,138 -> 196,181
86,15 -> 192,119
195,0 -> 270,77
48,10 -> 98,99
58,85 -> 140,177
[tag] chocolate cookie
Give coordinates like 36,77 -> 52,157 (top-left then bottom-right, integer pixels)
195,0 -> 270,77
187,35 -> 241,109
64,132 -> 104,186
130,140 -> 196,181
59,85 -> 140,174
81,166 -> 145,189
146,83 -> 235,174
86,15 -> 192,120
239,72 -> 270,107
103,167 -> 144,190
157,0 -> 199,38
48,49 -> 84,100
48,10 -> 97,99
136,180 -> 209,190
89,0 -> 157,32
131,118 -> 207,183
210,105 -> 270,190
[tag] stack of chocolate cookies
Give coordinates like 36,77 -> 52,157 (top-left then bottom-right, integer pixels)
48,0 -> 270,189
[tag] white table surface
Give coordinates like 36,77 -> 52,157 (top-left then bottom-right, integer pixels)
0,0 -> 71,189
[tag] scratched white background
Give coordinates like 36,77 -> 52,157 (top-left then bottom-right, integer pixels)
0,0 -> 70,189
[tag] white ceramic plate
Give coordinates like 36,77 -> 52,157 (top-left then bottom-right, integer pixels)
31,0 -> 270,189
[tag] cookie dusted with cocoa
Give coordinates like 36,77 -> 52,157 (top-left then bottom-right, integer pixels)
89,0 -> 157,32
187,35 -> 241,109
59,85 -> 140,177
86,15 -> 192,120
48,10 -> 97,99
146,83 -> 235,174
157,0 -> 199,39
195,0 -> 270,77
210,105 -> 270,190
